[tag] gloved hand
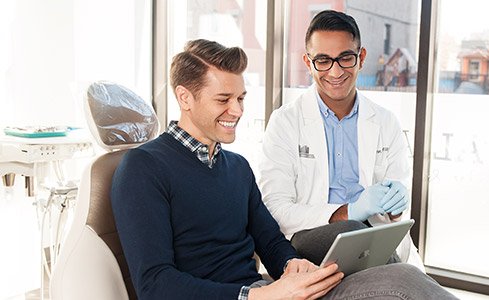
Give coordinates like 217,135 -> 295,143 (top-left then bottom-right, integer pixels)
348,183 -> 390,221
381,180 -> 409,216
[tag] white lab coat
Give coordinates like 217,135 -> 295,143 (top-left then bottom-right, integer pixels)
259,85 -> 424,271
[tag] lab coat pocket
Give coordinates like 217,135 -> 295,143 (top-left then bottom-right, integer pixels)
296,157 -> 316,202
298,156 -> 316,172
373,148 -> 388,180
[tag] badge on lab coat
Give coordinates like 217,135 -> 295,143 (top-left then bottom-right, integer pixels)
299,145 -> 315,158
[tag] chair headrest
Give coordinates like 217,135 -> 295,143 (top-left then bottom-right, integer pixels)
85,81 -> 160,151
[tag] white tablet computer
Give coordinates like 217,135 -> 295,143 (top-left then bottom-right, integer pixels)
319,219 -> 415,276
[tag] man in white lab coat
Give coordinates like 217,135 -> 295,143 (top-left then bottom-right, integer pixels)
259,10 -> 424,270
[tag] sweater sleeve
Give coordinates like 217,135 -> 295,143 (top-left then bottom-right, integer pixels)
111,149 -> 242,299
245,167 -> 300,280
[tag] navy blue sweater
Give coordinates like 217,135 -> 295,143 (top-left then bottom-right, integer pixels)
111,133 -> 298,299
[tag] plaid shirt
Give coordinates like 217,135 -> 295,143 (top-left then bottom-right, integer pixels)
166,121 -> 221,168
238,286 -> 251,299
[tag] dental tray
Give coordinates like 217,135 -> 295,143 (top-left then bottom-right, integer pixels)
4,126 -> 70,138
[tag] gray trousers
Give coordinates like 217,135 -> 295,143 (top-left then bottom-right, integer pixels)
290,220 -> 400,266
321,263 -> 459,299
252,264 -> 458,299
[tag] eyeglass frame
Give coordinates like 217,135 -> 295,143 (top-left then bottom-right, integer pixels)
306,48 -> 363,72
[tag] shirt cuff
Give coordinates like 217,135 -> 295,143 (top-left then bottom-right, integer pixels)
238,285 -> 251,300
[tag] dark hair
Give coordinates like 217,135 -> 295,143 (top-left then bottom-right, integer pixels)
305,10 -> 361,50
170,39 -> 248,98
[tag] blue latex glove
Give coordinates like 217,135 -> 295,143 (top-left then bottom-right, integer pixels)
348,183 -> 390,221
381,180 -> 409,216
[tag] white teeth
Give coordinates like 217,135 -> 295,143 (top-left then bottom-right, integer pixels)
219,121 -> 237,128
326,78 -> 346,86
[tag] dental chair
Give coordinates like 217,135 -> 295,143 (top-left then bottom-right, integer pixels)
50,82 -> 160,300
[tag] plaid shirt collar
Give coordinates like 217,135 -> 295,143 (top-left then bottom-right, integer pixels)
166,120 -> 221,168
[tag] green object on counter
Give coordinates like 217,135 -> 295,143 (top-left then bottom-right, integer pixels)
3,126 -> 70,138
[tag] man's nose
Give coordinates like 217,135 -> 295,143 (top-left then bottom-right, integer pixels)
328,61 -> 344,77
228,99 -> 243,117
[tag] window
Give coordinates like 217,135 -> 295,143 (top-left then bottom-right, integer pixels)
469,60 -> 480,80
0,0 -> 152,129
424,0 -> 489,280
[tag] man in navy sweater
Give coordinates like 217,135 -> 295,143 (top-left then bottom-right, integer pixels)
111,39 -> 457,299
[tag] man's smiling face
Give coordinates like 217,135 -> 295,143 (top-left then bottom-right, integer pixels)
304,30 -> 366,106
182,67 -> 246,149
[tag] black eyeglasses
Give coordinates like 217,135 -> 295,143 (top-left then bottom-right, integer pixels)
307,50 -> 361,72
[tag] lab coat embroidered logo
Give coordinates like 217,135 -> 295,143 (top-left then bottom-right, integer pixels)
299,145 -> 315,158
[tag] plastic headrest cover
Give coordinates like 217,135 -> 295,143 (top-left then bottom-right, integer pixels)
85,81 -> 160,151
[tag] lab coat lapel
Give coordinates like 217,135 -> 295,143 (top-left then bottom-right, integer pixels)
301,86 -> 328,193
357,94 -> 379,186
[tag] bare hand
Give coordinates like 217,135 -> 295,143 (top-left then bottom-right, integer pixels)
282,258 -> 318,276
249,263 -> 344,300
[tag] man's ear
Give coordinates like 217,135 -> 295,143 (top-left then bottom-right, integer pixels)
175,85 -> 193,111
359,47 -> 367,69
303,53 -> 313,74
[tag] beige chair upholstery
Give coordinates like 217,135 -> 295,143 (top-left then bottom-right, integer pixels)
50,82 -> 159,300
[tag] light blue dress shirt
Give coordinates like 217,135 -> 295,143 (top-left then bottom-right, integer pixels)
315,91 -> 364,204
